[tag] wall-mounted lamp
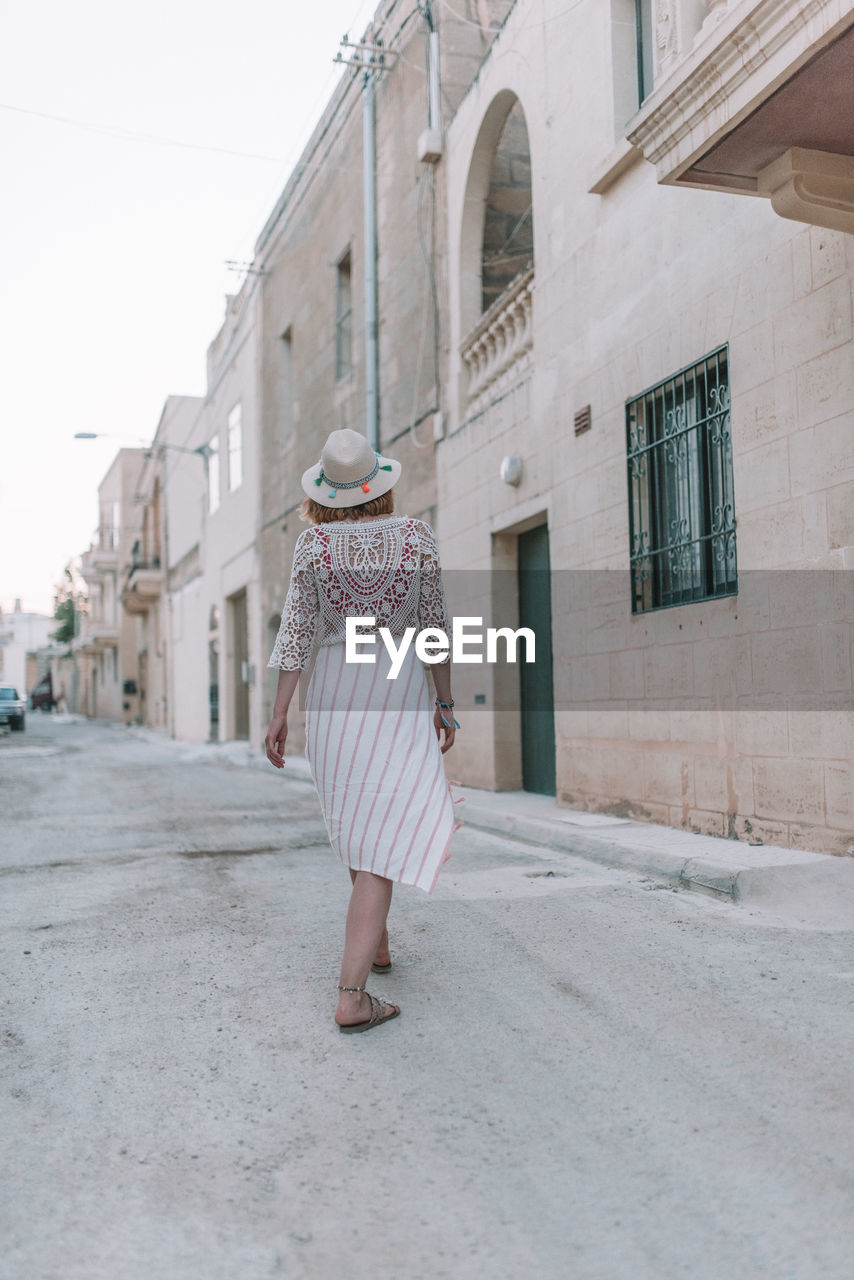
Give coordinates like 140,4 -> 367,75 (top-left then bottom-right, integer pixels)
500,454 -> 524,487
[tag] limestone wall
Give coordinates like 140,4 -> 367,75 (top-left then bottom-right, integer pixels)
439,0 -> 853,852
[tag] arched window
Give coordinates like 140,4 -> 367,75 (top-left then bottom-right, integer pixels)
481,99 -> 534,314
459,91 -> 535,411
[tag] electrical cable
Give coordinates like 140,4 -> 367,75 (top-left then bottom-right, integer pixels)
252,2 -> 421,271
395,48 -> 429,74
483,202 -> 533,261
229,0 -> 421,277
407,170 -> 435,449
421,164 -> 442,415
155,1 -> 424,489
438,0 -> 587,33
391,5 -> 424,43
0,101 -> 286,163
437,0 -> 504,32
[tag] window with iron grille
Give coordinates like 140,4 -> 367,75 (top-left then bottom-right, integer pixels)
626,346 -> 736,613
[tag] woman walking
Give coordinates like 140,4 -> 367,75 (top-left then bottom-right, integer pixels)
265,429 -> 459,1034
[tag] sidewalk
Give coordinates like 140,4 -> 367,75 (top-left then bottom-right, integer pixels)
457,785 -> 854,921
275,750 -> 854,924
123,727 -> 854,926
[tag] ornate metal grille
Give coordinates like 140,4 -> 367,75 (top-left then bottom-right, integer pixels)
626,346 -> 737,613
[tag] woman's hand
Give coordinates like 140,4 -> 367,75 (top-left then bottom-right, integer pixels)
431,661 -> 456,755
433,705 -> 456,755
265,714 -> 288,768
265,669 -> 301,768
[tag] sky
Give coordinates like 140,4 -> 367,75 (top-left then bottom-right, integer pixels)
0,0 -> 381,616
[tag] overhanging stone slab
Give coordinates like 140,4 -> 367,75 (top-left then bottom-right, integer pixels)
627,0 -> 854,215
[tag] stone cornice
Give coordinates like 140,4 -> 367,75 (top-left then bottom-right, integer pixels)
758,147 -> 854,232
627,0 -> 853,183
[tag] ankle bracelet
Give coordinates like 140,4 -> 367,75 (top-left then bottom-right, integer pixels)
338,984 -> 366,993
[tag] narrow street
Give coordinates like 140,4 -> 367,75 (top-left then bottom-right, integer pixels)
2,716 -> 852,1280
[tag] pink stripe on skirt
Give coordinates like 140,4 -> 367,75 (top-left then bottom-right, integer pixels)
304,641 -> 457,893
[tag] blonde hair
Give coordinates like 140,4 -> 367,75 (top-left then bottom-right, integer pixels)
299,489 -> 395,525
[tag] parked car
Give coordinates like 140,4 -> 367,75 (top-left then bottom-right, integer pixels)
0,686 -> 26,731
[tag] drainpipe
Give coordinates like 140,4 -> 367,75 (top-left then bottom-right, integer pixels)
428,27 -> 440,134
417,1 -> 443,163
362,68 -> 379,451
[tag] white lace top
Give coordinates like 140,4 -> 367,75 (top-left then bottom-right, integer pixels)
267,516 -> 451,671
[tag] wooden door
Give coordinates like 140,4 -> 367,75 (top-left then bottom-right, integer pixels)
230,590 -> 250,741
517,525 -> 556,795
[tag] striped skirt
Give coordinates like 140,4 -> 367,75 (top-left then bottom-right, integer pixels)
304,641 -> 459,893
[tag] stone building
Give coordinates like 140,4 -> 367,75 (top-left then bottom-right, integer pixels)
254,0 -> 516,747
76,449 -> 146,721
247,0 -> 852,853
194,284 -> 263,748
131,285 -> 263,747
123,396 -> 201,733
434,0 -> 853,852
74,0 -> 852,855
0,602 -> 55,699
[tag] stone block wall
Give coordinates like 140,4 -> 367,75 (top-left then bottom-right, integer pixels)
439,0 -> 853,853
255,0 -> 523,741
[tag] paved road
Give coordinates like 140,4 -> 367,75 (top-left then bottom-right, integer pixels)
2,717 -> 853,1280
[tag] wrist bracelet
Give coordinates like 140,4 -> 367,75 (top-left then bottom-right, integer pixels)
434,697 -> 460,730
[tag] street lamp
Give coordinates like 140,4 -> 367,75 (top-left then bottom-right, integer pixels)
73,432 -> 211,459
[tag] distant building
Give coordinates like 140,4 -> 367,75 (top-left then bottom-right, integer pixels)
127,286 -> 262,747
122,396 -> 201,733
76,450 -> 146,721
0,600 -> 55,696
192,287 -> 263,748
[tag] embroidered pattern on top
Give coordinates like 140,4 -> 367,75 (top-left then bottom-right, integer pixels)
267,517 -> 450,671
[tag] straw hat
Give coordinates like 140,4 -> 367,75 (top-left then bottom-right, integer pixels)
301,429 -> 401,509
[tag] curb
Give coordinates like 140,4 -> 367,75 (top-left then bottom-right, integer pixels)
276,750 -> 854,925
457,789 -> 854,922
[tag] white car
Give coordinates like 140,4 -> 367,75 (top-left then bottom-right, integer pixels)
0,685 -> 26,731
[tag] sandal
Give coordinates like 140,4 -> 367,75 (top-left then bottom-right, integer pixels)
337,989 -> 401,1035
371,961 -> 392,974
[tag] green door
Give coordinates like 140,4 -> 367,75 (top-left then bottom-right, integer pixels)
517,525 -> 556,795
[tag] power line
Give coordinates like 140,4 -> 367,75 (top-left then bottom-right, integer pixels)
237,3 -> 418,265
0,101 -> 286,163
438,0 -> 503,31
438,0 -> 587,33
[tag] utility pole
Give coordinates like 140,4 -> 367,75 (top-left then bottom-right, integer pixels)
336,35 -> 398,452
363,67 -> 379,451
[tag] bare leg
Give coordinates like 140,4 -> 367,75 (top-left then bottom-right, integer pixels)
349,867 -> 390,967
336,871 -> 397,1027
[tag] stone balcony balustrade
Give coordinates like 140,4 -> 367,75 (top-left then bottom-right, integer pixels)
460,266 -> 534,413
122,562 -> 163,615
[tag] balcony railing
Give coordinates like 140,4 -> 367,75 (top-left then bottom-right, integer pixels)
72,624 -> 119,654
122,560 -> 164,615
460,267 -> 534,413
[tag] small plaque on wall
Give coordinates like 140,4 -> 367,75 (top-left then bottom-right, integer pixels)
574,405 -> 591,435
